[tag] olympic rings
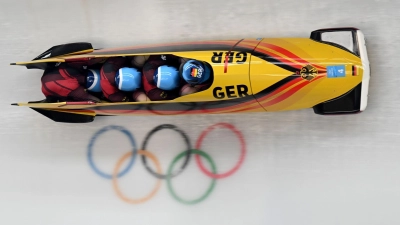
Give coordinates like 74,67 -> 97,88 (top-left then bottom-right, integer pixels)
113,150 -> 162,204
167,150 -> 216,205
141,124 -> 191,179
86,122 -> 247,205
195,122 -> 246,179
87,125 -> 137,179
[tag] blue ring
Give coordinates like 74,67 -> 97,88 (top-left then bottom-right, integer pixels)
87,125 -> 137,179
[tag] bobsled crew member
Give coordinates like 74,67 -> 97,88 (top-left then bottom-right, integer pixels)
179,59 -> 212,96
100,57 -> 144,102
142,55 -> 182,101
41,63 -> 102,103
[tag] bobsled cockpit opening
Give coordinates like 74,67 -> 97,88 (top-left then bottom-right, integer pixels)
36,54 -> 215,104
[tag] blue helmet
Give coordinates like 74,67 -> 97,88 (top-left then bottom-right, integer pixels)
86,69 -> 102,92
153,65 -> 180,90
181,60 -> 211,85
115,67 -> 142,91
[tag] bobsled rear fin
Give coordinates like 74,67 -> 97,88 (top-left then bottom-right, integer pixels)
33,42 -> 93,60
31,108 -> 95,123
310,27 -> 360,56
10,58 -> 65,70
10,42 -> 93,70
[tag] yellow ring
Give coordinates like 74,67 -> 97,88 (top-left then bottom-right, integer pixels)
112,150 -> 162,204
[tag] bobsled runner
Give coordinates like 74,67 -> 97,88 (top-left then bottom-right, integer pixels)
11,27 -> 370,123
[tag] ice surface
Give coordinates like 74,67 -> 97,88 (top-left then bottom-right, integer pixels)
1,0 -> 400,224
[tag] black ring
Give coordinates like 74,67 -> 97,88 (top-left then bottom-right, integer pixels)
141,124 -> 192,179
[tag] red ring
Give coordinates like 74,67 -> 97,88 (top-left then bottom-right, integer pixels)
195,122 -> 246,179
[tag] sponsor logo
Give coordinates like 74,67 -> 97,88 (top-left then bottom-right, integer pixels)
160,91 -> 167,98
327,65 -> 346,78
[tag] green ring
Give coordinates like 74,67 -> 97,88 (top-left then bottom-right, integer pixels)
167,149 -> 217,205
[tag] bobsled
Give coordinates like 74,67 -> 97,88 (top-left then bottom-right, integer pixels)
11,27 -> 370,123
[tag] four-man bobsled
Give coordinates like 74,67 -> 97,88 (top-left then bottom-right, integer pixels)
10,27 -> 370,123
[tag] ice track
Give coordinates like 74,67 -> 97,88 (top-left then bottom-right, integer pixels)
1,0 -> 400,224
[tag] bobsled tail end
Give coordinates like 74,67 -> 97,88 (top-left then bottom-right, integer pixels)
31,108 -> 96,123
357,30 -> 370,112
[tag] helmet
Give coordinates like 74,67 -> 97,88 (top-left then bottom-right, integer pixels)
180,60 -> 211,85
115,67 -> 142,91
153,65 -> 180,90
86,69 -> 102,92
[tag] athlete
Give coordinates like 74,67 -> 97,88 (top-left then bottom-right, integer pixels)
100,57 -> 143,102
40,63 -> 102,103
142,55 -> 182,101
179,59 -> 212,95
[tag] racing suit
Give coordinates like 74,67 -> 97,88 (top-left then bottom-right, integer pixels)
41,63 -> 101,103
